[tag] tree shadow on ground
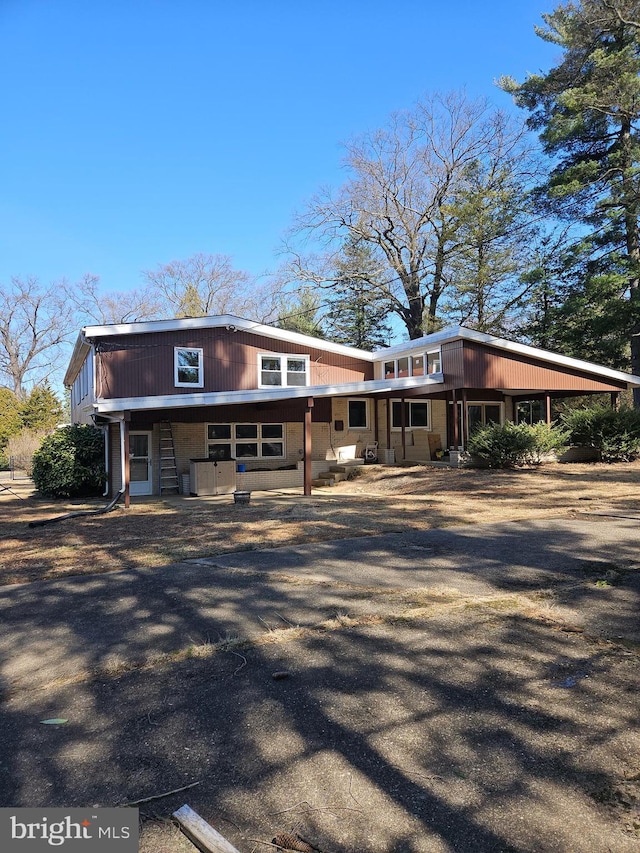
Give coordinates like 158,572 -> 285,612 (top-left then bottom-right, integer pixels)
0,521 -> 638,852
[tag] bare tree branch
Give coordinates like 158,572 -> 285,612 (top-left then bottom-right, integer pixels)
283,91 -> 537,339
0,277 -> 75,397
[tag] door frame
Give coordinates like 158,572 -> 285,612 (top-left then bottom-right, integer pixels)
129,430 -> 153,496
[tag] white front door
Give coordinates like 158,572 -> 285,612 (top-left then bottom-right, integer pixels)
129,431 -> 153,496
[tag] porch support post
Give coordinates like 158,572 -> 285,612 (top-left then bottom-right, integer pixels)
121,416 -> 131,509
461,389 -> 468,450
400,396 -> 407,461
374,396 -> 379,446
304,397 -> 313,496
386,396 -> 392,458
611,391 -> 621,411
545,392 -> 552,425
452,390 -> 459,450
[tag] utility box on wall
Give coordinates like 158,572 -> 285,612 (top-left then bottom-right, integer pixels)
189,459 -> 237,495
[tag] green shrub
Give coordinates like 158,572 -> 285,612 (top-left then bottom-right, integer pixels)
528,421 -> 570,463
560,405 -> 640,463
467,420 -> 568,468
0,388 -> 22,459
32,425 -> 106,498
467,421 -> 536,468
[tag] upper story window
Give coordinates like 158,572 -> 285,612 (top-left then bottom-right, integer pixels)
427,350 -> 442,374
259,353 -> 309,388
74,350 -> 94,403
175,347 -> 204,388
384,348 -> 441,379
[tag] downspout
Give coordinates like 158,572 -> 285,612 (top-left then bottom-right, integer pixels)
102,426 -> 109,496
120,420 -> 125,490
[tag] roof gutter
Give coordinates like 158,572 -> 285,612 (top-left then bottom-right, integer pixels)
91,374 -> 445,414
63,331 -> 92,387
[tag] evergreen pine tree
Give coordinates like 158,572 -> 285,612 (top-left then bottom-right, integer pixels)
20,383 -> 65,431
500,0 -> 640,397
276,288 -> 325,338
324,236 -> 393,350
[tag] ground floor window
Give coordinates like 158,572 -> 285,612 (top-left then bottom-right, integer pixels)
391,400 -> 431,429
516,400 -> 545,425
207,423 -> 285,460
348,399 -> 369,429
467,403 -> 502,433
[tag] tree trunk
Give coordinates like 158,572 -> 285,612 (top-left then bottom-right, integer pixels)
424,237 -> 446,336
619,114 -> 640,405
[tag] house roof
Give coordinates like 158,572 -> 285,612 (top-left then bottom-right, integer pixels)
64,314 -> 375,386
373,326 -> 640,388
64,313 -> 640,391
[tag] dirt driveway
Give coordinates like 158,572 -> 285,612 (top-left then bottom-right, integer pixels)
0,463 -> 639,852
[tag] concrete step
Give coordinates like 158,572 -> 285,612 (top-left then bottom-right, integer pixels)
330,461 -> 364,473
318,471 -> 347,483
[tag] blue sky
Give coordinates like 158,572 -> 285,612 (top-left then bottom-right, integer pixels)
0,0 -> 558,294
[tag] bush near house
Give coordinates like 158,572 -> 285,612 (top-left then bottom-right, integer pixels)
32,425 -> 106,498
467,421 -> 568,468
560,405 -> 640,463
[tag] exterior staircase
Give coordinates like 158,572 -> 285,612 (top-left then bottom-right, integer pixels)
159,421 -> 180,494
311,459 -> 364,487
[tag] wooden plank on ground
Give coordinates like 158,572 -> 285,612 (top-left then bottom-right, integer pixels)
172,804 -> 242,853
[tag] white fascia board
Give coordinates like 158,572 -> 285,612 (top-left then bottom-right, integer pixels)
373,326 -> 640,387
63,333 -> 92,387
372,327 -> 465,359
80,314 -> 374,362
93,374 -> 443,414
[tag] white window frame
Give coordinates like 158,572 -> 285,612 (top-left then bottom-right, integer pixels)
466,401 -> 504,430
391,399 -> 432,430
426,348 -> 442,374
347,398 -> 369,430
174,347 -> 204,388
206,423 -> 286,460
257,353 -> 310,388
382,348 -> 442,379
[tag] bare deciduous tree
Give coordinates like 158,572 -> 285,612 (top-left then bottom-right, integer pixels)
285,91 -> 536,339
0,276 -> 75,398
142,253 -> 279,321
70,274 -> 164,325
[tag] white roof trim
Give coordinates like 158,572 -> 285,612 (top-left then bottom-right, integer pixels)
93,374 -> 444,414
80,314 -> 374,361
63,333 -> 92,387
373,326 -> 640,387
66,316 -> 640,391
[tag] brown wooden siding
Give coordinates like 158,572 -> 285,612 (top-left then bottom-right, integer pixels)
129,398 -> 333,429
94,328 -> 372,399
440,340 -> 465,391
459,341 -> 627,393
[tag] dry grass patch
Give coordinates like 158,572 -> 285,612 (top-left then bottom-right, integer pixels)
2,460 -> 640,586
